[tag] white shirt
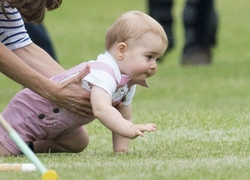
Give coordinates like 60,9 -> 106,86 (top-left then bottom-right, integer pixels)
83,52 -> 136,106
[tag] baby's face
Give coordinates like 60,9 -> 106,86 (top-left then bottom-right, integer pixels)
122,32 -> 167,81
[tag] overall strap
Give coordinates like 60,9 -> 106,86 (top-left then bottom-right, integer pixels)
88,62 -> 118,84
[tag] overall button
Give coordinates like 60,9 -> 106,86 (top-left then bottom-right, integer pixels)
53,108 -> 60,113
38,114 -> 45,119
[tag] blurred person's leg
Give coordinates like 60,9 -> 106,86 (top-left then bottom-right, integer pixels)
148,0 -> 174,54
24,23 -> 58,61
182,0 -> 218,65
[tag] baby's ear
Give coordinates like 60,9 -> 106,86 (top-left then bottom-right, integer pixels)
116,42 -> 127,60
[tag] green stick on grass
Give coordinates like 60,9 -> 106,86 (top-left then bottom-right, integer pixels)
0,114 -> 58,180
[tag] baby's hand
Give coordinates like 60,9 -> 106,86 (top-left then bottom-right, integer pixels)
129,123 -> 157,139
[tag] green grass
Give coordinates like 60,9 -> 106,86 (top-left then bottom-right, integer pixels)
1,0 -> 250,179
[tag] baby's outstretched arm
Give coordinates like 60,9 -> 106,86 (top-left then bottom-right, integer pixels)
90,85 -> 157,138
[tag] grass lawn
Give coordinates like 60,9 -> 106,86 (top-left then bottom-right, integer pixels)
1,0 -> 250,179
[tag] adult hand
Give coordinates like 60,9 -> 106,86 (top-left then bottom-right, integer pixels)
48,65 -> 93,117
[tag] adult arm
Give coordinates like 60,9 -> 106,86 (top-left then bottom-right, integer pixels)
13,43 -> 65,78
0,43 -> 92,117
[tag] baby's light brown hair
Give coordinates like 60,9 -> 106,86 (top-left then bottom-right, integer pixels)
105,10 -> 168,51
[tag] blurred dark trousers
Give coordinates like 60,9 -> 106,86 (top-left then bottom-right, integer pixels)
148,0 -> 218,53
24,23 -> 58,61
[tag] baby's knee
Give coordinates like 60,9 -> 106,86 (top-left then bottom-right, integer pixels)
56,127 -> 90,153
74,135 -> 89,153
69,130 -> 90,153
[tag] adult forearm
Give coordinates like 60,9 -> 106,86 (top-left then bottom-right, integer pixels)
13,43 -> 65,78
0,43 -> 57,99
0,43 -> 92,116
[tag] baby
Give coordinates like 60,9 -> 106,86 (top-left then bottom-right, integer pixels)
0,10 -> 168,156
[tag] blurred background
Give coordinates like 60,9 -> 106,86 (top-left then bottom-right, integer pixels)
1,0 -> 250,112
1,2 -> 250,179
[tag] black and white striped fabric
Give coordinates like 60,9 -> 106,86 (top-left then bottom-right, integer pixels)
0,5 -> 32,50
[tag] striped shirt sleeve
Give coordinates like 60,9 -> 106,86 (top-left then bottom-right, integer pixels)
0,5 -> 32,50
